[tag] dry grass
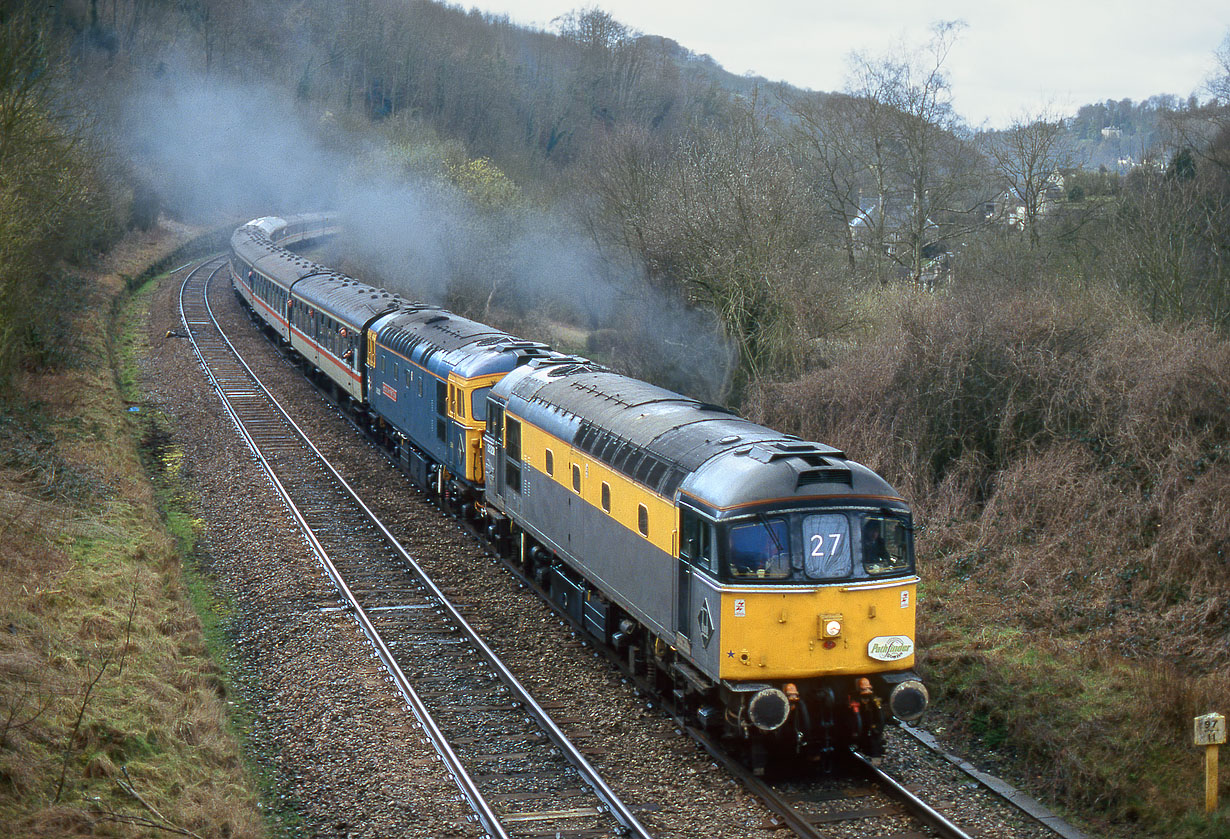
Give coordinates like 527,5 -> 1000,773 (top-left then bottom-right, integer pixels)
748,283 -> 1230,836
0,226 -> 264,837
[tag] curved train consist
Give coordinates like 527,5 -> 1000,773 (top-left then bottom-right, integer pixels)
230,214 -> 929,771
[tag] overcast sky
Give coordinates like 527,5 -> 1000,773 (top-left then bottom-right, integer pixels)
463,1 -> 1229,128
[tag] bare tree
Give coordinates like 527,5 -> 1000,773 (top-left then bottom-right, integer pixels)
783,92 -> 866,270
1112,164 -> 1230,330
845,22 -> 993,284
986,112 -> 1075,248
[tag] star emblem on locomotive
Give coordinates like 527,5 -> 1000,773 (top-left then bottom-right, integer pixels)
697,599 -> 715,649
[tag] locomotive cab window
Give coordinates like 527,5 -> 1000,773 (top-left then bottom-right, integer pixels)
471,388 -> 491,421
861,514 -> 912,576
487,400 -> 504,441
505,417 -> 521,461
725,517 -> 791,580
802,513 -> 852,579
504,418 -> 522,494
436,380 -> 448,440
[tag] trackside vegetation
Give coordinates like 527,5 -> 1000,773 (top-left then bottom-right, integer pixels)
0,225 -> 268,834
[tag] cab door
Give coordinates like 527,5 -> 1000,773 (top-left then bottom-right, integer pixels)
486,400 -> 504,488
676,558 -> 692,652
502,415 -> 523,517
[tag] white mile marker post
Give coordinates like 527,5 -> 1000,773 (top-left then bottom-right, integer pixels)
1194,712 -> 1226,814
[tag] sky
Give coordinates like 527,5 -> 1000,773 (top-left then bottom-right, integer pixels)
462,1 -> 1229,128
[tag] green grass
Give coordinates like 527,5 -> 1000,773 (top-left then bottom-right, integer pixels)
116,270 -> 304,838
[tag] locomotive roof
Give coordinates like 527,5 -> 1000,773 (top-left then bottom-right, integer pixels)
497,360 -> 904,513
373,308 -> 552,379
292,275 -> 401,330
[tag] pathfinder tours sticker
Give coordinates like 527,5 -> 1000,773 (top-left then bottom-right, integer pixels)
867,636 -> 914,661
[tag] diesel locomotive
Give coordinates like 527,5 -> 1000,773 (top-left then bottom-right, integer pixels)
229,214 -> 929,771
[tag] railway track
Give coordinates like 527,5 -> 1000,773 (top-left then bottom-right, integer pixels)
680,724 -> 976,838
177,257 -> 651,839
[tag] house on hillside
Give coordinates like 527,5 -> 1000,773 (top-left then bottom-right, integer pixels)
849,198 -> 949,284
985,169 -> 1066,231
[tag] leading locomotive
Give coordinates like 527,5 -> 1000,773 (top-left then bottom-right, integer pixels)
229,214 -> 928,772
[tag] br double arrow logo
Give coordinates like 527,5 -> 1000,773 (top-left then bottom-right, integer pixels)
697,599 -> 715,649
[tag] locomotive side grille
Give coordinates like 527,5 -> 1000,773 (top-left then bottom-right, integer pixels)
573,420 -> 687,496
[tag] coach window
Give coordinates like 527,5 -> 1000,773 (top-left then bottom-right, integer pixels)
637,505 -> 649,538
601,482 -> 611,513
572,463 -> 581,493
544,449 -> 554,476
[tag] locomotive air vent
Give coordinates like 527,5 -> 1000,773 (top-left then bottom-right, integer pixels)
424,315 -> 449,324
719,435 -> 742,445
796,464 -> 852,488
748,441 -> 846,463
